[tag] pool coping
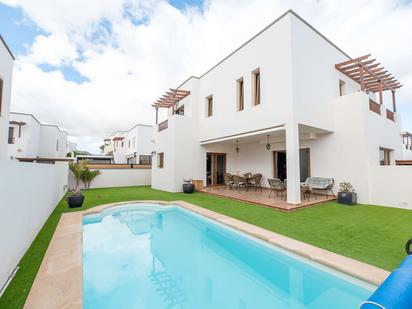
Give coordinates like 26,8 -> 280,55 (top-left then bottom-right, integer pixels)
24,200 -> 390,308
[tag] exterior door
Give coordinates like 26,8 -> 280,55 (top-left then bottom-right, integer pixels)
206,153 -> 226,186
273,149 -> 310,182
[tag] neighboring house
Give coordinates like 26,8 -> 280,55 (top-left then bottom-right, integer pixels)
401,132 -> 412,160
0,35 -> 14,160
8,112 -> 69,159
151,10 -> 406,206
103,124 -> 153,164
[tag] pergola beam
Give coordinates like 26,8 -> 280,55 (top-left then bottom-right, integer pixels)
335,54 -> 371,68
336,54 -> 402,95
152,88 -> 191,111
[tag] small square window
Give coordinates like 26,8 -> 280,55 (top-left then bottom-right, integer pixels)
339,80 -> 346,96
237,78 -> 244,111
252,69 -> 260,106
379,147 -> 392,165
206,95 -> 213,117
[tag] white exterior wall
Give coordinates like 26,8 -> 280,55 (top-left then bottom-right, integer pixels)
402,147 -> 412,160
304,92 -> 403,204
68,168 -> 151,189
0,161 -> 68,290
109,125 -> 153,163
197,15 -> 294,142
0,39 -> 13,160
8,114 -> 41,158
368,166 -> 412,209
8,113 -> 68,159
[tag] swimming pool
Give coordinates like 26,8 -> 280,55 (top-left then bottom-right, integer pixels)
83,203 -> 374,308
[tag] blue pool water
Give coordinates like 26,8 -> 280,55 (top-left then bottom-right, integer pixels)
83,204 -> 374,309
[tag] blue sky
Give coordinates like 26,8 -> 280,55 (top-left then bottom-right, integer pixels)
0,0 -> 411,152
0,0 -> 203,84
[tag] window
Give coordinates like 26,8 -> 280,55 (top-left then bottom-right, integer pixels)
56,139 -> 59,151
237,78 -> 244,111
128,140 -> 131,148
379,147 -> 392,165
0,78 -> 3,115
121,141 -> 124,148
139,155 -> 152,165
176,105 -> 184,115
206,95 -> 213,117
157,152 -> 164,168
252,69 -> 260,105
8,127 -> 14,144
339,80 -> 346,96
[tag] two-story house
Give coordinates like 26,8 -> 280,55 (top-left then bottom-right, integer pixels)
8,112 -> 69,159
151,10 -> 406,206
103,123 -> 153,164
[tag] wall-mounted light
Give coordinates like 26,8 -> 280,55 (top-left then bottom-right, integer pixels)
235,140 -> 240,153
266,135 -> 271,151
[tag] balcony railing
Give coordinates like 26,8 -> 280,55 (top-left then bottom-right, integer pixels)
369,99 -> 381,115
158,120 -> 168,132
386,109 -> 395,122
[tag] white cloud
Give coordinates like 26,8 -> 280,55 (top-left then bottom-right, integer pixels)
23,33 -> 78,66
2,0 -> 412,152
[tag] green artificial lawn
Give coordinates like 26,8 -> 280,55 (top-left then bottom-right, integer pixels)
1,186 -> 411,308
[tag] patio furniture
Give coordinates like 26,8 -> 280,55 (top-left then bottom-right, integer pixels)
232,175 -> 247,191
268,178 -> 286,200
300,184 -> 310,201
249,173 -> 262,191
224,173 -> 234,189
243,172 -> 252,178
303,177 -> 335,198
278,179 -> 311,201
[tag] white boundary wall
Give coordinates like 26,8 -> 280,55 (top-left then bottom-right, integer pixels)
68,168 -> 151,189
0,161 -> 68,290
368,165 -> 412,210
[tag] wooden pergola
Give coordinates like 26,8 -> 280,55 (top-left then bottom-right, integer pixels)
9,120 -> 26,138
335,54 -> 402,112
152,88 -> 190,124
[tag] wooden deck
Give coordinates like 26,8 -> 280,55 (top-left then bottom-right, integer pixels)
201,186 -> 336,211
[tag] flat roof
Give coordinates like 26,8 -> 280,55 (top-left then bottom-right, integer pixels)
10,112 -> 68,134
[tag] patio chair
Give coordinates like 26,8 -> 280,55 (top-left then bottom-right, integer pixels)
243,172 -> 252,178
249,173 -> 262,191
224,173 -> 234,189
268,178 -> 286,200
232,175 -> 247,191
304,177 -> 335,198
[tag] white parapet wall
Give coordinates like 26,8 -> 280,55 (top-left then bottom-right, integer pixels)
68,167 -> 151,189
368,165 -> 412,210
0,160 -> 68,291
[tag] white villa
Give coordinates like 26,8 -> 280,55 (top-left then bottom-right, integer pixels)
401,131 -> 412,160
8,112 -> 69,160
103,123 -> 153,164
151,10 -> 408,207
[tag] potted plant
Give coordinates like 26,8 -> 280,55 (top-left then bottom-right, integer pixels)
182,178 -> 194,194
67,187 -> 85,208
68,162 -> 86,208
338,182 -> 357,205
